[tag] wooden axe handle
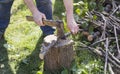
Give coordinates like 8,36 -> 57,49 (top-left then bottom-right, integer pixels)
26,16 -> 34,21
26,16 -> 63,27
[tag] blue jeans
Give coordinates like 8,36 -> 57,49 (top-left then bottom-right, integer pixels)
0,1 -> 13,33
0,0 -> 55,35
36,0 -> 55,35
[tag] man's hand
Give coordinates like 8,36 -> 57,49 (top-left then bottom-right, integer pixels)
24,0 -> 46,26
67,19 -> 79,34
63,0 -> 79,34
32,10 -> 46,26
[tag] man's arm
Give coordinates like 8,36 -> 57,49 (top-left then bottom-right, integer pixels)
24,0 -> 79,34
24,0 -> 46,26
63,0 -> 79,34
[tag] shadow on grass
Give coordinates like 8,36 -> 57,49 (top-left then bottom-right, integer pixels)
0,38 -> 14,74
16,36 -> 44,74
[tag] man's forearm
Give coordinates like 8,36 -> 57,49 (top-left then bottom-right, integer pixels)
24,0 -> 46,26
24,0 -> 38,14
63,0 -> 74,19
63,0 -> 79,34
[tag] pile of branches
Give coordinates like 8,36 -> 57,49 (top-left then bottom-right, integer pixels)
77,0 -> 120,73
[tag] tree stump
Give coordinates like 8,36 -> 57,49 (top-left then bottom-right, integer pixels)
40,35 -> 75,73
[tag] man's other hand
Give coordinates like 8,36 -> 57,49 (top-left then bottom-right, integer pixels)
33,10 -> 46,26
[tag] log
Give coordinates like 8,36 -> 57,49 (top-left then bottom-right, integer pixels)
41,35 -> 75,73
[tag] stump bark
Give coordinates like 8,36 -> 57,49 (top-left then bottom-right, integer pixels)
41,35 -> 75,73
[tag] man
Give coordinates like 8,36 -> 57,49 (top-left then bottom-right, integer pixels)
0,0 -> 79,40
0,0 -> 13,39
24,0 -> 79,35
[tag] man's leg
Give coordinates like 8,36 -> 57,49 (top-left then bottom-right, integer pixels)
36,0 -> 55,36
0,1 -> 13,38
